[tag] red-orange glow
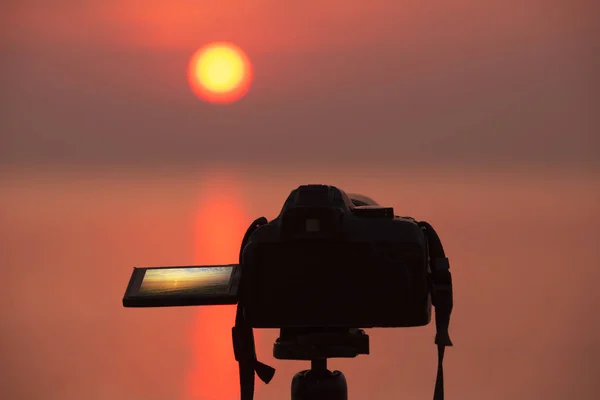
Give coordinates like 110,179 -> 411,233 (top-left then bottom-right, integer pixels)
188,42 -> 253,104
187,179 -> 250,400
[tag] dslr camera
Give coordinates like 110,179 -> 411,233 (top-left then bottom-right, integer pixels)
123,184 -> 454,400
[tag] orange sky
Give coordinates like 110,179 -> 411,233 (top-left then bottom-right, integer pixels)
2,0 -> 597,170
5,0 -> 593,62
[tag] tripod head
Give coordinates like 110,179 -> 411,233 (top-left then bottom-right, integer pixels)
273,328 -> 369,400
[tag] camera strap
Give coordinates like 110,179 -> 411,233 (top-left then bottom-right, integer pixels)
419,221 -> 454,400
232,217 -> 276,400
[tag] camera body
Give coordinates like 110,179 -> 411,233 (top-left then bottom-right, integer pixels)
240,184 -> 432,329
122,183 -> 454,400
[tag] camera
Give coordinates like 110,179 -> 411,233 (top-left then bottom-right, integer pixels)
240,184 -> 431,329
122,184 -> 454,400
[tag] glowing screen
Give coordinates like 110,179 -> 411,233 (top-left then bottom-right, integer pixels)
138,266 -> 233,296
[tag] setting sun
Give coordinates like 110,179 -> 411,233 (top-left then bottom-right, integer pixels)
188,42 -> 253,104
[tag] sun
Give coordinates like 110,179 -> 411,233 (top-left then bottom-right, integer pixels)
188,42 -> 253,104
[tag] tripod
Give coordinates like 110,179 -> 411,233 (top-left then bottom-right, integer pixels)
273,328 -> 370,400
290,358 -> 347,400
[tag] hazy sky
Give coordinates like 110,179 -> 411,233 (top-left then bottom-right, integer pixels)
2,0 -> 598,170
